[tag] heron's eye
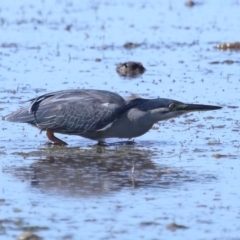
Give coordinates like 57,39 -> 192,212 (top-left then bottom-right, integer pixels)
169,103 -> 177,110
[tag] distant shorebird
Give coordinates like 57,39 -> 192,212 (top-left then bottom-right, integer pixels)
3,89 -> 222,145
116,61 -> 146,77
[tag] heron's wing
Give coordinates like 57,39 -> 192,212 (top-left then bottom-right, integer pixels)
35,101 -> 122,133
32,90 -> 125,133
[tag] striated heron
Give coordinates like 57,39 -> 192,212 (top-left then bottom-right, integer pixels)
3,89 -> 222,145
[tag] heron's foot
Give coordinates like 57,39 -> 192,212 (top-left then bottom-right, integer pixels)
46,130 -> 68,146
53,142 -> 68,146
97,140 -> 107,146
126,139 -> 135,145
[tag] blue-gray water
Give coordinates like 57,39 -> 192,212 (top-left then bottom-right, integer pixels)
0,0 -> 239,239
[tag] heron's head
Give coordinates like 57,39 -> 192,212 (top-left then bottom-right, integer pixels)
136,98 -> 222,122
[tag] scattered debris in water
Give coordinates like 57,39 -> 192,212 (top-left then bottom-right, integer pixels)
185,0 -> 195,7
166,222 -> 189,231
215,42 -> 240,50
1,43 -> 18,48
65,24 -> 72,32
227,106 -> 239,109
17,232 -> 41,240
212,154 -> 229,159
209,60 -> 239,64
140,221 -> 160,226
123,42 -> 142,49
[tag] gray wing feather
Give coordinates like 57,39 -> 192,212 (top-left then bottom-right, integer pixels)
30,89 -> 125,133
35,101 -> 122,133
4,89 -> 125,132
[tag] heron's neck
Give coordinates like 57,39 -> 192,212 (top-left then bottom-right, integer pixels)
150,110 -> 184,123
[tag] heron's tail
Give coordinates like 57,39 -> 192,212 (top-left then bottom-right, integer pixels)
3,107 -> 34,123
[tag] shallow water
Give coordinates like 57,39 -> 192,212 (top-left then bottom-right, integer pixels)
0,0 -> 240,239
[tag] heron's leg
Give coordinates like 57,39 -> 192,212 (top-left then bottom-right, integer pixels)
46,130 -> 67,146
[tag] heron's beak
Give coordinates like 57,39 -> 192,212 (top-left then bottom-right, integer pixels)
183,103 -> 222,112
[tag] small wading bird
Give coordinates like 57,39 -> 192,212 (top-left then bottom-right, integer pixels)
3,89 -> 222,145
116,61 -> 146,78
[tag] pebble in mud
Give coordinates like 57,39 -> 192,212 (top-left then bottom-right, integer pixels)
123,42 -> 142,49
116,61 -> 146,78
17,232 -> 41,240
214,42 -> 240,50
185,0 -> 195,7
166,222 -> 189,231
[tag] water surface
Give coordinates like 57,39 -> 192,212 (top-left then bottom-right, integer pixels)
0,0 -> 239,239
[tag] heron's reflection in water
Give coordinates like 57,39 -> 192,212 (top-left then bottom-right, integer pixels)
10,144 -> 216,198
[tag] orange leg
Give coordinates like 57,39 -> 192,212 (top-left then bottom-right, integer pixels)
46,130 -> 67,146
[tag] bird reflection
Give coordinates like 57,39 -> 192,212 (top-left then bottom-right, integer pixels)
9,145 -> 216,198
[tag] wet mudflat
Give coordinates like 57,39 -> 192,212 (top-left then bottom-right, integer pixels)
0,0 -> 240,239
